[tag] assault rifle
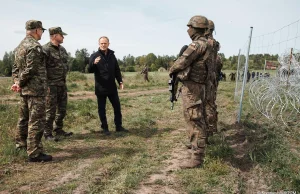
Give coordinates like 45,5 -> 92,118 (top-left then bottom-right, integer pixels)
169,45 -> 188,110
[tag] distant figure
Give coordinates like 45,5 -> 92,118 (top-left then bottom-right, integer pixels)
264,72 -> 270,78
140,65 -> 149,82
251,71 -> 255,79
223,72 -> 226,81
256,72 -> 259,79
229,72 -> 236,81
247,71 -> 251,82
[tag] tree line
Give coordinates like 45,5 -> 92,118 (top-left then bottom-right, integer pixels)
0,48 -> 281,77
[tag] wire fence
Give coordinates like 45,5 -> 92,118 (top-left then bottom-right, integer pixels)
234,19 -> 300,127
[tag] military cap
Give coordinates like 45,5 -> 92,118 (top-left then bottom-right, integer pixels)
25,20 -> 46,30
49,27 -> 67,35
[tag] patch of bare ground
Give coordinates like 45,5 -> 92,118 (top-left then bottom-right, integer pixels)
133,128 -> 187,194
222,123 -> 272,193
39,158 -> 94,192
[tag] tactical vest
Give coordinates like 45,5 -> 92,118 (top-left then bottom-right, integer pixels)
189,38 -> 212,83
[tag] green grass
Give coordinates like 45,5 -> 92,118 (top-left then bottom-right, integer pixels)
0,71 -> 300,193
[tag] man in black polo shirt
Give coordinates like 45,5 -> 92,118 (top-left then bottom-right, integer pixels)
88,36 -> 127,135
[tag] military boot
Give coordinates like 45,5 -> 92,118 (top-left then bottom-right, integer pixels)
180,153 -> 204,169
55,129 -> 73,137
184,141 -> 192,149
28,153 -> 52,162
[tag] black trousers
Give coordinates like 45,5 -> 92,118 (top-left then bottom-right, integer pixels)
96,92 -> 122,130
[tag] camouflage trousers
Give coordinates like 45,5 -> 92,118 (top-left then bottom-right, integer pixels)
181,81 -> 207,162
44,85 -> 68,136
143,74 -> 149,82
15,96 -> 45,157
205,81 -> 218,134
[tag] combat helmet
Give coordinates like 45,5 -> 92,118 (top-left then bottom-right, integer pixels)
187,15 -> 208,29
208,20 -> 215,31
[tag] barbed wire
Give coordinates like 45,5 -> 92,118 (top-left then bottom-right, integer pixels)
252,19 -> 300,39
249,49 -> 300,127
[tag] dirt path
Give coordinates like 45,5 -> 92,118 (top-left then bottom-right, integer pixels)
132,128 -> 188,194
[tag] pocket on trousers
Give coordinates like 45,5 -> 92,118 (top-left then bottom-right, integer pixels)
187,101 -> 203,121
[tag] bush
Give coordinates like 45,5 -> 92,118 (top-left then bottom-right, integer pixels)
125,66 -> 135,72
67,71 -> 87,82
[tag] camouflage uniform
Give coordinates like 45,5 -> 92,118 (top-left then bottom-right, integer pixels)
43,27 -> 69,137
169,15 -> 212,168
141,66 -> 149,82
206,20 -> 222,135
12,20 -> 47,158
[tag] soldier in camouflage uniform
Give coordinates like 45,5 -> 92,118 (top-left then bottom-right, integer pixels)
206,20 -> 223,139
140,65 -> 149,82
43,27 -> 73,140
169,15 -> 212,168
11,20 -> 52,162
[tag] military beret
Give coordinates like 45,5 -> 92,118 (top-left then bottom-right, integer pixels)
25,20 -> 46,30
49,27 -> 67,35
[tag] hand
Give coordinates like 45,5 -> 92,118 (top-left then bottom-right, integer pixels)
120,83 -> 124,90
94,56 -> 101,64
11,83 -> 21,92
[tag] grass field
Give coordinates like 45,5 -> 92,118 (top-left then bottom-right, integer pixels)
0,71 -> 299,193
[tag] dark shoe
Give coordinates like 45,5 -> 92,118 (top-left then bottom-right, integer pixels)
28,153 -> 52,162
55,130 -> 73,137
100,129 -> 111,135
45,135 -> 58,142
116,126 -> 129,132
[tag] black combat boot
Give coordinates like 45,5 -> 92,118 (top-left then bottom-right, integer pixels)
55,129 -> 73,137
28,153 -> 53,162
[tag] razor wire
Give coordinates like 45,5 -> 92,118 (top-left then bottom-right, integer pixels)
249,48 -> 300,127
234,19 -> 300,126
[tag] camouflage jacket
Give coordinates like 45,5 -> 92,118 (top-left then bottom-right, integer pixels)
12,35 -> 47,96
208,36 -> 223,79
169,36 -> 212,84
43,42 -> 69,86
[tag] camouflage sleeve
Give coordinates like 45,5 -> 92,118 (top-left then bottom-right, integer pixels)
61,46 -> 69,72
19,46 -> 42,87
216,54 -> 223,74
169,42 -> 206,74
12,57 -> 19,84
42,44 -> 50,65
12,49 -> 19,84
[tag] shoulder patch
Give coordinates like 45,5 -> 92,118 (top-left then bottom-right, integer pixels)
37,47 -> 41,53
182,43 -> 198,57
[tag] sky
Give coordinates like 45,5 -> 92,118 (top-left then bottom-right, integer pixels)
0,0 -> 299,60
